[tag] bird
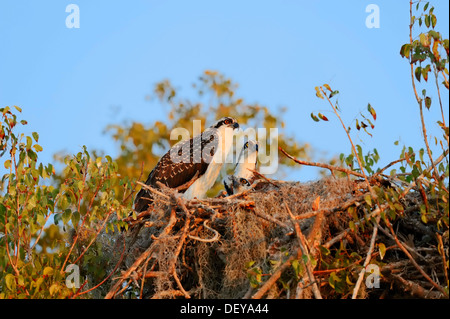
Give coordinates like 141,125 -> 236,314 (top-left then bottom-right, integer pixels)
223,139 -> 259,196
133,117 -> 240,212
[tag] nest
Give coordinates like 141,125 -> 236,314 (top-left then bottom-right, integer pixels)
93,176 -> 448,299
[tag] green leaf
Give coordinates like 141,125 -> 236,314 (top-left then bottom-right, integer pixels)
49,284 -> 59,296
33,144 -> 43,152
425,96 -> 432,109
62,209 -> 72,225
419,33 -> 430,47
329,90 -> 339,98
378,243 -> 386,260
54,213 -> 62,225
96,156 -> 103,167
345,154 -> 354,167
415,66 -> 422,82
400,43 -> 411,58
32,132 -> 39,142
315,86 -> 324,99
4,160 -> 11,169
26,136 -> 32,150
71,211 -> 80,227
27,149 -> 37,162
425,14 -> 431,28
58,194 -> 70,211
318,113 -> 329,121
5,274 -> 15,291
310,113 -> 320,122
364,194 -> 372,206
367,103 -> 377,120
431,14 -> 436,28
43,266 -> 54,276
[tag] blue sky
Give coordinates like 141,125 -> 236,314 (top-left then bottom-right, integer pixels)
0,1 -> 448,182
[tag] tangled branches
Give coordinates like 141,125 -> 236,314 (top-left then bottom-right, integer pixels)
95,151 -> 448,299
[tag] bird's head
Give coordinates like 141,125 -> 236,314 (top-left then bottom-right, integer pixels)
223,175 -> 252,196
211,117 -> 239,131
244,140 -> 259,153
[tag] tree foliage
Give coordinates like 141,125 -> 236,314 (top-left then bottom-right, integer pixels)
0,107 -> 132,298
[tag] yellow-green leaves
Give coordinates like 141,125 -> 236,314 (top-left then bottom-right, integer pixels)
315,86 -> 324,99
5,274 -> 16,291
400,43 -> 412,59
43,267 -> 54,276
367,103 -> 376,121
424,96 -> 432,109
378,243 -> 386,260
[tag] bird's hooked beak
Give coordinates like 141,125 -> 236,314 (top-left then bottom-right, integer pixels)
233,122 -> 239,130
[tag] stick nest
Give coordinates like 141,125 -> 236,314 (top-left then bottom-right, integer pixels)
94,176 -> 448,299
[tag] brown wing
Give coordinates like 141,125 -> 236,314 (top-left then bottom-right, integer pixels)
133,129 -> 218,212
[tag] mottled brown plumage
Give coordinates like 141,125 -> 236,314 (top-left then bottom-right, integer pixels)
134,117 -> 239,212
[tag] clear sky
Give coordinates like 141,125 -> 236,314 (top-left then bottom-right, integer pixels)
1,1 -> 448,182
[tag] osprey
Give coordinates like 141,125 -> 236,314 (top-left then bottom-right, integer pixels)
134,117 -> 239,212
223,139 -> 259,196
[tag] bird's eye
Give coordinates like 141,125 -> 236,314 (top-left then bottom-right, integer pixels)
240,178 -> 249,185
224,119 -> 232,125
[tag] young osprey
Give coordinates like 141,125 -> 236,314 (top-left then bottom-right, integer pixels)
134,117 -> 239,212
223,139 -> 259,196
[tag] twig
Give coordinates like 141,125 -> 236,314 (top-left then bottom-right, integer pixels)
175,171 -> 200,192
105,201 -> 182,298
71,234 -> 126,298
376,224 -> 426,262
122,161 -> 144,204
372,156 -> 410,178
408,0 -> 440,182
251,255 -> 296,299
71,208 -> 116,266
285,202 -> 322,299
389,273 -> 444,299
279,147 -> 365,179
188,220 -> 220,243
248,169 -> 280,188
295,195 -> 365,220
320,87 -> 374,193
385,218 -> 448,297
433,65 -> 448,144
252,210 -> 291,229
151,289 -> 187,299
436,234 -> 449,287
225,180 -> 259,199
172,269 -> 190,299
105,244 -> 155,299
136,181 -> 170,200
351,215 -> 380,299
